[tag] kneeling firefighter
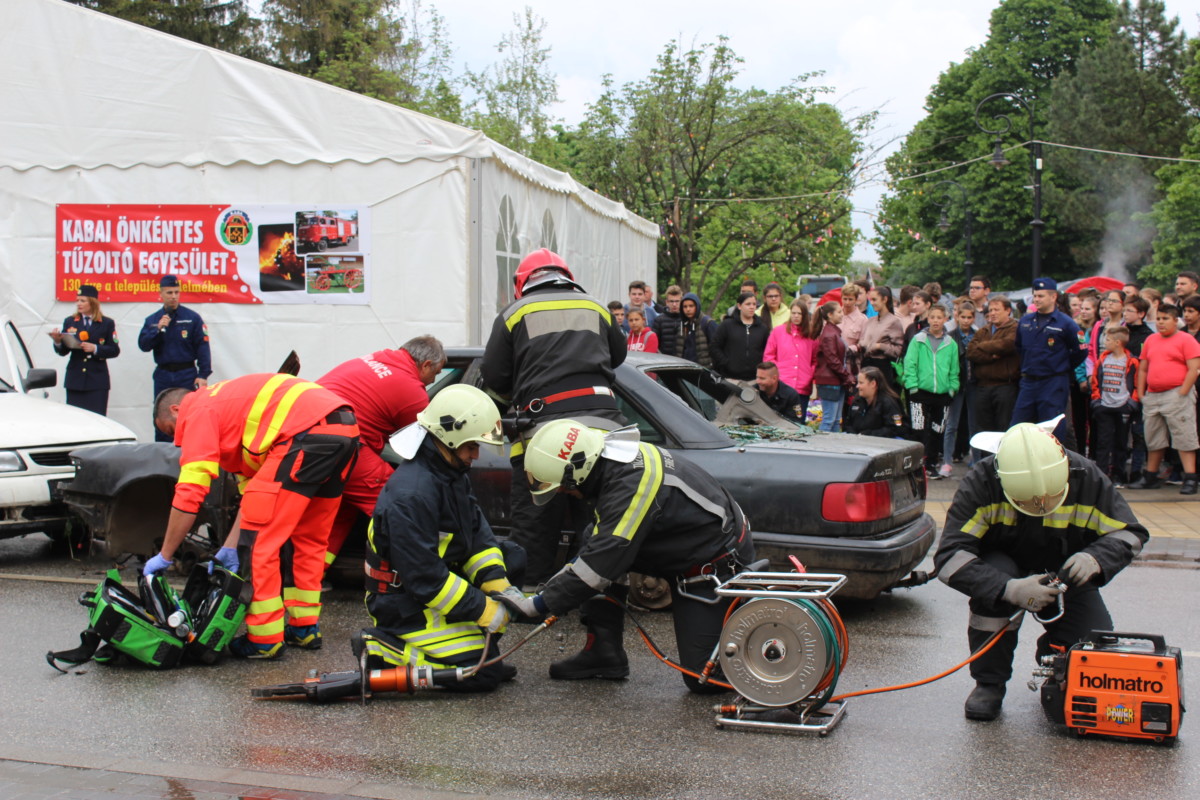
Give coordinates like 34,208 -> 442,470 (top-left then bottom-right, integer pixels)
934,422 -> 1149,721
358,384 -> 525,693
495,419 -> 755,693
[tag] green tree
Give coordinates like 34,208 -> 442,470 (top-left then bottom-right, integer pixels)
65,0 -> 264,59
567,39 -> 866,314
465,7 -> 560,159
875,0 -> 1119,290
1046,0 -> 1190,275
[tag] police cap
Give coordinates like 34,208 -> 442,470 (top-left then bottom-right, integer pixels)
1031,277 -> 1057,292
77,284 -> 99,299
159,275 -> 180,288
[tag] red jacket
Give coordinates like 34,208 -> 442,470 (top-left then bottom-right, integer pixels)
318,349 -> 429,453
172,374 -> 345,514
814,323 -> 852,387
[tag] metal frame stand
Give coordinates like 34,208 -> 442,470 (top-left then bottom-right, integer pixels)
712,571 -> 849,736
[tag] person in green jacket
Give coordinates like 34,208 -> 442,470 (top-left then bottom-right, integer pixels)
903,304 -> 960,477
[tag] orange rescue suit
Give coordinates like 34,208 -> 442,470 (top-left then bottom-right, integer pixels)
172,374 -> 360,644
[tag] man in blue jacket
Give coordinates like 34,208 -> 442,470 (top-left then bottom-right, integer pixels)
138,275 -> 212,441
1012,277 -> 1086,447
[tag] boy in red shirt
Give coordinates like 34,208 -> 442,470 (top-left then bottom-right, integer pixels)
1127,305 -> 1200,494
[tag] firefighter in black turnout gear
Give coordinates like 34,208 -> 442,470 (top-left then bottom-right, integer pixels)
481,249 -> 627,587
496,419 -> 755,694
359,385 -> 525,693
933,422 -> 1149,721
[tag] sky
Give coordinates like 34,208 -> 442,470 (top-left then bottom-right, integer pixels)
433,0 -> 1200,262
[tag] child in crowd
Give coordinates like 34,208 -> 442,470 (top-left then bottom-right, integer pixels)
903,304 -> 959,477
1090,326 -> 1139,485
607,301 -> 626,334
625,308 -> 659,353
941,301 -> 978,475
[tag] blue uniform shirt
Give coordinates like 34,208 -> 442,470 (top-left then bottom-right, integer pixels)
137,304 -> 211,378
1014,309 -> 1085,379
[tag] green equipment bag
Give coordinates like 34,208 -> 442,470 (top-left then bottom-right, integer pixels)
46,564 -> 248,672
181,564 -> 248,665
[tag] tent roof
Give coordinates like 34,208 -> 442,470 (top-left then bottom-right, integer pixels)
0,0 -> 657,236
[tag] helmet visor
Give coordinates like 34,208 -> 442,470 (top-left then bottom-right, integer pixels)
1006,485 -> 1068,517
526,471 -> 559,506
475,419 -> 505,447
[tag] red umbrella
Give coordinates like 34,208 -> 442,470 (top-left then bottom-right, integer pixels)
1061,275 -> 1124,295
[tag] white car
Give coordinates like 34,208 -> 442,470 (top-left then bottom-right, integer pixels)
0,315 -> 136,544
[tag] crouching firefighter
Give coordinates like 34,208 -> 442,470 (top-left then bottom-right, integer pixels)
933,421 -> 1149,721
495,419 -> 755,694
144,374 -> 360,659
357,384 -> 526,693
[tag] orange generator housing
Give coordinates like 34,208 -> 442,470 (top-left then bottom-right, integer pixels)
1040,632 -> 1184,744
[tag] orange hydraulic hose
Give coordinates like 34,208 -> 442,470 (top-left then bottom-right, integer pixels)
829,613 -> 1018,702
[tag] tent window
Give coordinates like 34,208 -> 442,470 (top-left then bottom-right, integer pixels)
496,195 -> 521,310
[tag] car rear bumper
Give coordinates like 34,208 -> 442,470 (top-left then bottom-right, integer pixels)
750,512 -> 937,599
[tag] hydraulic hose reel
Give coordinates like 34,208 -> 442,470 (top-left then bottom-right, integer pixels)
713,571 -> 849,736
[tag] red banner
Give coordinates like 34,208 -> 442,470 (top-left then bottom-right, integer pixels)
56,204 -> 256,303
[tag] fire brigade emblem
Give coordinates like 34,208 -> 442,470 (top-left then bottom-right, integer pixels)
1046,336 -> 1055,347
220,209 -> 253,247
181,330 -> 188,339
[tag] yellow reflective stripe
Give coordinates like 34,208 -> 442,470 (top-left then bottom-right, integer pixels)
324,551 -> 336,565
612,444 -> 663,540
505,298 -> 611,331
247,618 -> 285,636
248,596 -> 284,615
178,460 -> 219,489
437,532 -> 453,558
429,574 -> 469,615
1042,504 -> 1127,533
241,374 -> 292,466
960,502 -> 1019,538
286,606 -> 320,621
283,587 -> 322,605
256,381 -> 320,454
464,547 -> 504,582
510,439 -> 525,458
404,621 -> 482,646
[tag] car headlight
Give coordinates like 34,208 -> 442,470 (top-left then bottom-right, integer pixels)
0,451 -> 27,473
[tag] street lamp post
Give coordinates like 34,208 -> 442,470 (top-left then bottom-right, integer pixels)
934,179 -> 973,293
974,92 -> 1043,282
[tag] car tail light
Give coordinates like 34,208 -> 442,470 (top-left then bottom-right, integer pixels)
821,480 -> 892,523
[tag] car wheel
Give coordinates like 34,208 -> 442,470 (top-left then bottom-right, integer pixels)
628,572 -> 672,610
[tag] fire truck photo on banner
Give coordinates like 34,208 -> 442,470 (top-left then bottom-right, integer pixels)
55,204 -> 371,305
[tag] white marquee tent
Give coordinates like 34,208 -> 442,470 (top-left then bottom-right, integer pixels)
0,0 -> 657,440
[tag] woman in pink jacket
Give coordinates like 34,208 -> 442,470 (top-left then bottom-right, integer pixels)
764,298 -> 817,417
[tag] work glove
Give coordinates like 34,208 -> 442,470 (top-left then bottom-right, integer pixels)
480,577 -> 513,594
1002,574 -> 1064,612
209,547 -> 239,575
493,586 -> 545,621
143,552 -> 173,578
1061,552 -> 1100,587
476,597 -> 510,635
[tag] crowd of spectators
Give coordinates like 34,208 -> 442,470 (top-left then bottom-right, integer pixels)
608,270 -> 1200,491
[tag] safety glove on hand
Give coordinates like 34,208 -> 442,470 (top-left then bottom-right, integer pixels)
1061,552 -> 1100,587
143,553 -> 173,578
209,547 -> 239,575
477,597 -> 510,635
1002,574 -> 1064,612
492,586 -> 547,621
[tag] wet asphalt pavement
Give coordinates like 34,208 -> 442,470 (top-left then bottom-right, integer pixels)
2,532 -> 1198,800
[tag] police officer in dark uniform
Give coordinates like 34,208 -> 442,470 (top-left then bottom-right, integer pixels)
481,249 -> 627,587
50,284 -> 120,416
138,275 -> 212,441
1011,277 -> 1086,447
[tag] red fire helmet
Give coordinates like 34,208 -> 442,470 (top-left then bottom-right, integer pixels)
514,249 -> 575,298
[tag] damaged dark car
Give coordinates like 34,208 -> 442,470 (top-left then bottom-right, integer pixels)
62,349 -> 935,600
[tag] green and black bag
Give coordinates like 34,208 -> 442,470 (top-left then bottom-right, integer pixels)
47,564 -> 246,671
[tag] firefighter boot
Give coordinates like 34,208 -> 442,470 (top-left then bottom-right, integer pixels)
964,682 -> 1006,721
549,595 -> 629,681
